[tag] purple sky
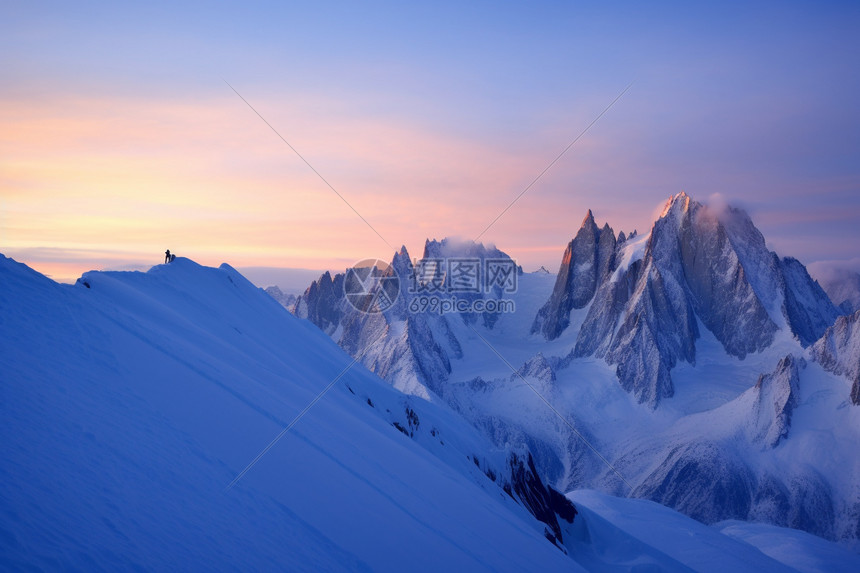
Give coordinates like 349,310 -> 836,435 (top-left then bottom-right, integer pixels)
2,1 -> 859,283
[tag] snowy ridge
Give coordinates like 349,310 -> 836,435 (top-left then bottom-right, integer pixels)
750,354 -> 802,448
0,255 -> 577,571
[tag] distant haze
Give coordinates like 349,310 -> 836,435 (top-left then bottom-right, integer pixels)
237,266 -> 330,294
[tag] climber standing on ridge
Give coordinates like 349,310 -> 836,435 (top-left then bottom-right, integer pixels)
165,249 -> 171,264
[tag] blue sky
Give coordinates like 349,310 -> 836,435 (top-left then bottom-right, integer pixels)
2,1 -> 859,281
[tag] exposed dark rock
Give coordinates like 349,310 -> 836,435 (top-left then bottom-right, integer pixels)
293,271 -> 344,335
780,257 -> 841,346
532,211 -> 615,340
506,451 -> 577,545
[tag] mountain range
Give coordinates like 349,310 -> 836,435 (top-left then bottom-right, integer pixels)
3,192 -> 860,570
291,192 -> 860,550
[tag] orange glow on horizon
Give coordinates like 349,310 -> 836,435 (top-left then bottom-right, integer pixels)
2,92 -> 611,283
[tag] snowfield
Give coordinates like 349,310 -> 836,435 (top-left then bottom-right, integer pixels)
2,253 -> 859,571
0,255 -> 576,571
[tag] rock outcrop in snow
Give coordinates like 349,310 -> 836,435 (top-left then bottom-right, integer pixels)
749,354 -> 802,447
812,310 -> 860,405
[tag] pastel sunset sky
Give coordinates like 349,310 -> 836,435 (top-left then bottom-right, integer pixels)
2,1 -> 859,285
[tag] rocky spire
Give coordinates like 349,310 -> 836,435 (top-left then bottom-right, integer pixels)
532,210 -> 614,340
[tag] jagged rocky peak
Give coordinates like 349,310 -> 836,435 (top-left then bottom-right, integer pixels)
659,190 -> 693,222
684,197 -> 839,347
293,270 -> 344,334
750,354 -> 802,448
570,191 -> 774,407
600,261 -> 696,407
669,194 -> 777,358
812,310 -> 860,405
553,191 -> 840,408
390,245 -> 412,281
532,209 -> 616,340
581,208 -> 596,229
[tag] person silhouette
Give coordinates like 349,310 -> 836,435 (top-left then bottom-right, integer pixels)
165,249 -> 171,264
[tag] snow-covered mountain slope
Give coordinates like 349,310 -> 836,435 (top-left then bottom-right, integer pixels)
5,254 -> 859,570
569,490 -> 860,573
617,355 -> 860,544
716,519 -> 860,573
812,310 -> 860,405
439,302 -> 860,549
0,254 -> 581,571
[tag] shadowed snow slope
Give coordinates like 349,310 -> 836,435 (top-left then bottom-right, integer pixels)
0,255 -> 577,572
568,490 -> 860,573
